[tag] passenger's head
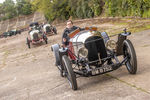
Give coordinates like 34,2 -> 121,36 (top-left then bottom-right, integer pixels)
66,20 -> 73,29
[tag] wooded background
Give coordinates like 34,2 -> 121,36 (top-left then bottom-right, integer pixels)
0,0 -> 150,22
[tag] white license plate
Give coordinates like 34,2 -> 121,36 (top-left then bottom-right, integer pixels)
92,65 -> 112,75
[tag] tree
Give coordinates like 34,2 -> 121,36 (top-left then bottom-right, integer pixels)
31,0 -> 70,22
16,0 -> 33,15
89,0 -> 104,17
31,0 -> 150,22
3,0 -> 16,19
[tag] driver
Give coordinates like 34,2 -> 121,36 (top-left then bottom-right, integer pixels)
62,20 -> 80,46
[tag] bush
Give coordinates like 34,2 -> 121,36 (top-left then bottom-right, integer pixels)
104,0 -> 150,18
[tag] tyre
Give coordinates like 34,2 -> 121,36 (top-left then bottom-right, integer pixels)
62,55 -> 77,90
45,39 -> 48,44
123,39 -> 137,74
51,44 -> 63,77
26,38 -> 30,49
53,27 -> 57,34
51,44 -> 61,66
19,31 -> 21,34
43,34 -> 48,44
58,65 -> 64,77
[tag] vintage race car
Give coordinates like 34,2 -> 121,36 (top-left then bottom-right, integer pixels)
10,29 -> 21,35
2,29 -> 21,38
3,32 -> 11,37
26,22 -> 48,49
51,27 -> 137,90
43,24 -> 57,35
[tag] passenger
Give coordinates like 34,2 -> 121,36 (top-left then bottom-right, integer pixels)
62,20 -> 80,46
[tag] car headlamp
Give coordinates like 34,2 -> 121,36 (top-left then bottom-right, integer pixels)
78,47 -> 88,58
106,40 -> 117,50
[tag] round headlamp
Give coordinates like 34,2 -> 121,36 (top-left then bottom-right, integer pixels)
78,47 -> 88,58
106,40 -> 117,50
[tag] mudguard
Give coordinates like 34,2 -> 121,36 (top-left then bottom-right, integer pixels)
101,32 -> 110,43
51,44 -> 60,66
116,34 -> 127,56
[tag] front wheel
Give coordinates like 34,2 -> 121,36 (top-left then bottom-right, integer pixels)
123,39 -> 137,74
43,34 -> 48,44
26,38 -> 30,49
53,27 -> 57,34
62,55 -> 77,90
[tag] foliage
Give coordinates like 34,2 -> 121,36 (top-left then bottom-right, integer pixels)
89,0 -> 104,17
3,0 -> 16,19
16,0 -> 33,15
31,0 -> 104,22
1,0 -> 150,22
104,0 -> 150,18
0,0 -> 33,21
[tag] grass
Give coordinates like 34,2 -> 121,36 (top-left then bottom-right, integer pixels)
104,18 -> 150,36
142,44 -> 150,47
106,74 -> 150,94
129,24 -> 150,33
112,22 -> 129,26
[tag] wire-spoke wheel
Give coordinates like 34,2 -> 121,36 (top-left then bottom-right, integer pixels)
53,27 -> 57,34
62,55 -> 77,90
43,34 -> 48,44
123,39 -> 137,74
26,38 -> 30,49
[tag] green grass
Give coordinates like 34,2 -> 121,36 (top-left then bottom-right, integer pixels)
106,74 -> 150,94
107,19 -> 150,35
129,24 -> 150,33
142,44 -> 150,47
113,22 -> 129,26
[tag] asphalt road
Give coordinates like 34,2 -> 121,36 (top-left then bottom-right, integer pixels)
0,28 -> 150,100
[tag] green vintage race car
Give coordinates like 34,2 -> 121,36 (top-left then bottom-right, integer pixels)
3,29 -> 21,38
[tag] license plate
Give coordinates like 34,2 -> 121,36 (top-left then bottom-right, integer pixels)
92,65 -> 112,75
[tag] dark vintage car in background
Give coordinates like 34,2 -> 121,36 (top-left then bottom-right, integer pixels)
10,29 -> 21,35
3,32 -> 11,38
2,29 -> 21,38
